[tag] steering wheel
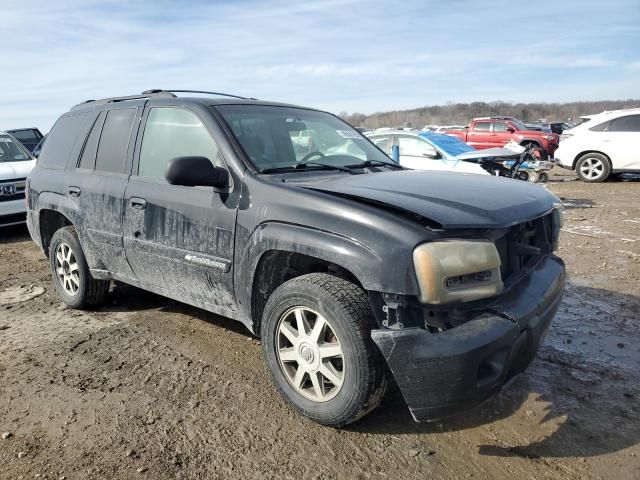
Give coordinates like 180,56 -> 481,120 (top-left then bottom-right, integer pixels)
301,151 -> 325,162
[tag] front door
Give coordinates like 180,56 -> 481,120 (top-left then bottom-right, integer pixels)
123,106 -> 238,316
491,121 -> 514,148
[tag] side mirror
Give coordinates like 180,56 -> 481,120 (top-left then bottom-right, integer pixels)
165,156 -> 229,190
506,126 -> 515,133
422,148 -> 440,159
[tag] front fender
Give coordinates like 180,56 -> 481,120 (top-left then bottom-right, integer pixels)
234,221 -> 421,327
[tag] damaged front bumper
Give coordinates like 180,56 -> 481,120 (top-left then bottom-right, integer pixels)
372,254 -> 565,422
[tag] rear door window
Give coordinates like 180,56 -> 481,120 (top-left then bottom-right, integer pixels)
37,114 -> 88,169
95,108 -> 136,174
78,112 -> 106,170
608,115 -> 640,132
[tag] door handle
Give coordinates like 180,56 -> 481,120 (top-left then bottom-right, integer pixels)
68,186 -> 81,197
130,197 -> 147,210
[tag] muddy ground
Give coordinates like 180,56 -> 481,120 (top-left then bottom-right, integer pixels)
1,170 -> 639,480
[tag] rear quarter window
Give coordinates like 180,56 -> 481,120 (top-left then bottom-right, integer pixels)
94,108 -> 136,174
37,113 -> 88,169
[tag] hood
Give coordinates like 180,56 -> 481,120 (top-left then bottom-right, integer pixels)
0,159 -> 36,180
303,170 -> 559,229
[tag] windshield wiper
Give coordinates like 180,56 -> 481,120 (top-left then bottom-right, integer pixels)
261,161 -> 354,174
344,159 -> 404,170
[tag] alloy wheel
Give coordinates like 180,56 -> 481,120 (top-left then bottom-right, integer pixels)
579,157 -> 605,180
55,242 -> 80,296
276,306 -> 345,402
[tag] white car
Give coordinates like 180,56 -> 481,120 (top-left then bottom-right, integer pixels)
367,130 -> 490,175
0,131 -> 36,227
555,108 -> 640,182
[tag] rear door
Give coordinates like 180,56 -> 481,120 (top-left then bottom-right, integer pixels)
123,105 -> 239,316
466,121 -> 493,149
601,114 -> 640,170
65,104 -> 142,277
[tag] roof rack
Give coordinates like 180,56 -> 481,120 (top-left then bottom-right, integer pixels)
72,90 -> 176,110
72,89 -> 256,111
143,89 -> 256,100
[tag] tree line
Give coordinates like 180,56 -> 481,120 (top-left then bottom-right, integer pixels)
340,99 -> 640,128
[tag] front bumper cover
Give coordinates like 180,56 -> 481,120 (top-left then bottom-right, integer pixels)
372,254 -> 565,422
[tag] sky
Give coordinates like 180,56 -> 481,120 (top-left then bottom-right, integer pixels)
1,0 -> 639,131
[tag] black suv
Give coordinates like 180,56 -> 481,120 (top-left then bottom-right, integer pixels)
26,90 -> 565,426
6,128 -> 44,153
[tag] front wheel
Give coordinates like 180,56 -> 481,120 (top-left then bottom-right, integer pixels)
261,273 -> 388,427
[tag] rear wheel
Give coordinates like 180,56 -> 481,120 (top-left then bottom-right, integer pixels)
261,273 -> 388,427
576,153 -> 611,182
538,172 -> 549,183
49,226 -> 109,309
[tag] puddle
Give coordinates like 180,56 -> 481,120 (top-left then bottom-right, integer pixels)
548,284 -> 640,371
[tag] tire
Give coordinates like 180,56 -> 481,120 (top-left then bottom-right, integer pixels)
538,172 -> 549,183
575,153 -> 611,182
515,171 -> 529,181
261,273 -> 388,427
528,171 -> 539,183
49,226 -> 109,309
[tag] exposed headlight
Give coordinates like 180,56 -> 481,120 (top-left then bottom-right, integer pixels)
544,135 -> 557,141
551,206 -> 564,251
413,241 -> 503,304
559,133 -> 572,141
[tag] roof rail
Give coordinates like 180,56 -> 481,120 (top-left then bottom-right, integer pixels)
144,89 -> 256,100
72,90 -> 176,110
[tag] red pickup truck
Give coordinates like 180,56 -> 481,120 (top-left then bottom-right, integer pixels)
446,117 -> 560,158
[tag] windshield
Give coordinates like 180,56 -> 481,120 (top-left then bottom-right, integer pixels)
0,134 -> 33,162
215,105 -> 392,172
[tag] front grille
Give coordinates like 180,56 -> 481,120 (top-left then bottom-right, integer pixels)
0,178 -> 26,203
495,213 -> 554,285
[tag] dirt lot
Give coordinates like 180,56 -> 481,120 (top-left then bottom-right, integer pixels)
1,170 -> 639,480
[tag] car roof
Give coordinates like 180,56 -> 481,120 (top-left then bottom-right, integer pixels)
69,90 -> 319,113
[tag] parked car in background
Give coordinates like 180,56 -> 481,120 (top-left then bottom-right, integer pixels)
0,131 -> 36,227
555,108 -> 640,182
525,123 -> 551,133
445,117 -> 559,158
6,128 -> 44,153
25,89 -> 565,427
32,134 -> 47,158
367,130 -> 489,175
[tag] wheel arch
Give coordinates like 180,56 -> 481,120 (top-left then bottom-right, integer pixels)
236,222 -> 418,335
39,209 -> 73,257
